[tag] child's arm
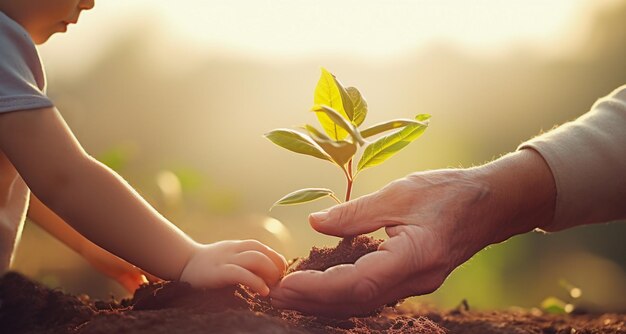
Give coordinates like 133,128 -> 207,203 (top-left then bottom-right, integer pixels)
0,107 -> 286,294
27,193 -> 149,292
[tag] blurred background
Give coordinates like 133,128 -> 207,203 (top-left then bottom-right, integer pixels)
11,0 -> 626,312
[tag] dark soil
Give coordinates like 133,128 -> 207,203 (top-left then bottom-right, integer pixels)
0,273 -> 626,334
403,303 -> 626,334
0,272 -> 444,334
290,235 -> 383,272
2,236 -> 624,333
1,272 -> 625,334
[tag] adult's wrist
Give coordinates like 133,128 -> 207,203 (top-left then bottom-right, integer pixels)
474,149 -> 556,244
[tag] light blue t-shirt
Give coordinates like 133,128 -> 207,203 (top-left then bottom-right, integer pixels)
0,11 -> 54,113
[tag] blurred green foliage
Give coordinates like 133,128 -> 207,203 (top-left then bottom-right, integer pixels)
96,145 -> 134,172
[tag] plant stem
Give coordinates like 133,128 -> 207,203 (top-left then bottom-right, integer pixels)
345,158 -> 354,202
329,193 -> 342,204
343,161 -> 356,244
345,179 -> 353,202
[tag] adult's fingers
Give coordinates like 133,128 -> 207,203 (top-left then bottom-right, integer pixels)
231,250 -> 283,286
271,247 -> 444,317
309,192 -> 401,237
270,246 -> 414,317
271,240 -> 408,306
270,227 -> 446,316
271,279 -> 415,317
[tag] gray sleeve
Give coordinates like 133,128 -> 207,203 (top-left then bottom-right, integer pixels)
518,85 -> 626,231
0,12 -> 54,113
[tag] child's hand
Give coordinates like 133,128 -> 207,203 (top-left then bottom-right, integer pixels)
179,240 -> 287,296
81,241 -> 153,293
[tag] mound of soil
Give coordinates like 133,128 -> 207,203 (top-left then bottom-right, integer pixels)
0,272 -> 443,334
2,237 -> 624,333
1,272 -> 625,333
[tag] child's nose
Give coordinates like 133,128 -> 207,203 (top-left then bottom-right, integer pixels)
79,0 -> 95,10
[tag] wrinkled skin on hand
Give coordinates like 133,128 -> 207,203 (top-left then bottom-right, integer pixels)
180,240 -> 287,296
270,169 -> 496,317
270,150 -> 554,317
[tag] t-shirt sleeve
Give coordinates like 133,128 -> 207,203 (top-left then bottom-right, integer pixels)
518,85 -> 626,231
0,13 -> 54,113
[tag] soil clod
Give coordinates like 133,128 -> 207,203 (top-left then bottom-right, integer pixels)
291,235 -> 382,272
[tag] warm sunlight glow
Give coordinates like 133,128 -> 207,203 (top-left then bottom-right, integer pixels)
153,0 -> 587,56
262,217 -> 291,243
16,0 -> 625,312
41,0 -> 605,71
156,170 -> 183,205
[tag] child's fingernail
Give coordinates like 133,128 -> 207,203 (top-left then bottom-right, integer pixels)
309,211 -> 329,223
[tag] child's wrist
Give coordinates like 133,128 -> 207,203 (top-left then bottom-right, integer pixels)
178,241 -> 204,282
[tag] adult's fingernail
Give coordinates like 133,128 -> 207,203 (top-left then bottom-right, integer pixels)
309,211 -> 329,223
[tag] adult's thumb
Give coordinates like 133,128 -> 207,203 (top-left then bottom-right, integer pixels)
309,193 -> 389,237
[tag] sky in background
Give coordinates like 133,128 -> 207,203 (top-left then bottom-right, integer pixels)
40,0 -> 608,72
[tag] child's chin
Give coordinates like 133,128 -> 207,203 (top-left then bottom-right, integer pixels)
33,33 -> 55,45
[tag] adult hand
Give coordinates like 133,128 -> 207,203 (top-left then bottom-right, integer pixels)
180,239 -> 287,296
271,150 -> 555,317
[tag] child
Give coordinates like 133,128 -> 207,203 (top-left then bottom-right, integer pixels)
0,0 -> 287,295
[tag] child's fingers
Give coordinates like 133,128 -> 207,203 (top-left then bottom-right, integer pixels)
265,251 -> 288,275
117,273 -> 147,293
142,271 -> 162,283
234,240 -> 288,274
231,251 -> 283,285
222,264 -> 270,296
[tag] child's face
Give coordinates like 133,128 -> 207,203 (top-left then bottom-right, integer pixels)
0,0 -> 95,44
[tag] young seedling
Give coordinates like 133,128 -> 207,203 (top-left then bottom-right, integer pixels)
540,279 -> 583,314
265,68 -> 430,209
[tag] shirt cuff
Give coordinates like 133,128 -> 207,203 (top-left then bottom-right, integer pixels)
517,85 -> 626,232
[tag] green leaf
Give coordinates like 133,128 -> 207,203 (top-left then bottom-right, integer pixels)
271,188 -> 337,209
336,79 -> 354,122
357,115 -> 429,172
302,124 -> 330,141
303,124 -> 356,166
416,113 -> 432,122
346,87 -> 367,127
312,105 -> 365,146
540,297 -> 572,314
360,118 -> 428,138
314,139 -> 357,166
313,68 -> 352,140
264,129 -> 332,162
